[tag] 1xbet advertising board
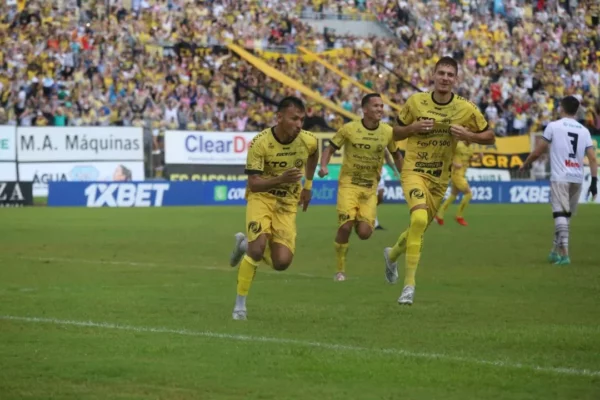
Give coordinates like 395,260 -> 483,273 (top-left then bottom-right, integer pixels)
48,180 -> 599,207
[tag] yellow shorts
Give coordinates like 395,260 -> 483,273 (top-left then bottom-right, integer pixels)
337,186 -> 377,228
246,195 -> 297,253
401,173 -> 447,221
451,173 -> 470,192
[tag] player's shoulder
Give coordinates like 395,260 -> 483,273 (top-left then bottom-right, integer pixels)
407,92 -> 430,105
298,129 -> 318,145
249,128 -> 272,147
453,94 -> 480,111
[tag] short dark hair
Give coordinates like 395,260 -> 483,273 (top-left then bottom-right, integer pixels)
277,96 -> 305,113
560,96 -> 580,116
434,56 -> 458,73
361,93 -> 381,107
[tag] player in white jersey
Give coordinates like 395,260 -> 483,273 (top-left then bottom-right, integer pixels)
375,148 -> 401,230
521,96 -> 598,265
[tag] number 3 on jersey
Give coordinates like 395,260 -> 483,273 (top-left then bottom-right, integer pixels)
568,132 -> 579,158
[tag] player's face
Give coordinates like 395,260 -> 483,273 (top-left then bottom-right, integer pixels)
433,64 -> 457,94
277,105 -> 305,138
363,96 -> 384,121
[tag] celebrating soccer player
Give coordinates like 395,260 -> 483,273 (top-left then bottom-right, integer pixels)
435,140 -> 483,226
383,57 -> 495,305
228,96 -> 319,320
521,95 -> 598,265
319,93 -> 403,281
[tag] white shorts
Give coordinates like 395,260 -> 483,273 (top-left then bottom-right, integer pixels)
377,176 -> 385,192
550,181 -> 582,216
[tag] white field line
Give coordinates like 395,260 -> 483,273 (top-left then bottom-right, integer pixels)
16,256 -> 328,279
1,315 -> 599,378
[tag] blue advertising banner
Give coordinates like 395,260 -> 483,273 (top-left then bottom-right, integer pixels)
48,180 -> 597,207
47,180 -> 339,207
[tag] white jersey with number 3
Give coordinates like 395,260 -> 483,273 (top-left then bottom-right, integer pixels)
542,118 -> 593,183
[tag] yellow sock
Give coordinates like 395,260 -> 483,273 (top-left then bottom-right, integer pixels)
405,209 -> 428,287
263,242 -> 273,268
457,193 -> 472,218
389,230 -> 408,261
334,242 -> 349,273
237,255 -> 259,296
437,194 -> 456,219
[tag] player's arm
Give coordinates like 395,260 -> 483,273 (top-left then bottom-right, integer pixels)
300,146 -> 319,211
318,127 -> 345,177
393,96 -> 434,141
246,140 -> 302,192
451,103 -> 495,145
305,148 -> 319,184
520,139 -> 549,170
586,139 -> 598,199
385,142 -> 402,177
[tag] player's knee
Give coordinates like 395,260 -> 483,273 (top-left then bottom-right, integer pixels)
272,261 -> 291,271
246,242 -> 265,262
356,223 -> 372,240
410,208 -> 429,232
338,222 -> 353,235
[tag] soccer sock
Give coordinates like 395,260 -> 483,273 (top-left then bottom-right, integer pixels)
456,193 -> 472,218
389,229 -> 408,262
334,242 -> 349,273
262,242 -> 273,268
374,216 -> 380,227
405,209 -> 428,287
236,255 -> 259,298
437,194 -> 456,219
551,232 -> 558,253
555,216 -> 569,256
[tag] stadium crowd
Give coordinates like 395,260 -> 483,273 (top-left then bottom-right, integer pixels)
0,0 -> 598,145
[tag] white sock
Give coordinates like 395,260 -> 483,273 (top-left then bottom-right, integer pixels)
374,216 -> 379,227
235,295 -> 246,310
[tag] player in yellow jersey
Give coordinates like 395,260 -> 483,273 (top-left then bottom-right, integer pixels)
319,94 -> 403,281
434,140 -> 483,226
228,97 -> 319,320
383,57 -> 496,305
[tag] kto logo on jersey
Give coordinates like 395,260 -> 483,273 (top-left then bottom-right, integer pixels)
84,183 -> 170,207
509,186 -> 550,203
214,185 -> 246,202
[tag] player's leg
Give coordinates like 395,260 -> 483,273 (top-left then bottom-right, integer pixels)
375,177 -> 385,230
454,177 -> 472,226
270,208 -> 298,270
435,181 -> 458,225
333,188 -> 359,281
354,189 -> 376,240
550,182 -> 572,265
554,183 -> 583,265
233,199 -> 272,320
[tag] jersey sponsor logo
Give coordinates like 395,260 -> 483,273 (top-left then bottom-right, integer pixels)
509,186 -> 550,203
413,168 -> 443,178
415,161 -> 443,168
416,116 -> 435,122
294,159 -> 304,168
268,188 -> 288,197
267,161 -> 289,168
409,188 -> 425,199
248,221 -> 262,234
564,159 -> 581,168
276,152 -> 297,156
417,152 -> 429,160
427,110 -> 448,117
84,183 -> 170,207
338,213 -> 351,223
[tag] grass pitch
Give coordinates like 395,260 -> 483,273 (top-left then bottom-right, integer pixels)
0,204 -> 599,399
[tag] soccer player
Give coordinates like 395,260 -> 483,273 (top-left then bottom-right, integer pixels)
228,96 -> 319,320
434,140 -> 482,226
521,96 -> 598,265
319,93 -> 403,281
383,56 -> 495,305
375,149 -> 402,230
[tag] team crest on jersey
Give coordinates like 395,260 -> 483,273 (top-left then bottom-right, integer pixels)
268,142 -> 274,149
294,159 -> 304,168
420,99 -> 428,106
248,221 -> 262,234
409,189 -> 425,199
376,144 -> 384,152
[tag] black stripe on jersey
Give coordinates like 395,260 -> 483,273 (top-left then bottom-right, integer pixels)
329,140 -> 341,150
475,124 -> 489,133
245,169 -> 263,175
541,136 -> 551,142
